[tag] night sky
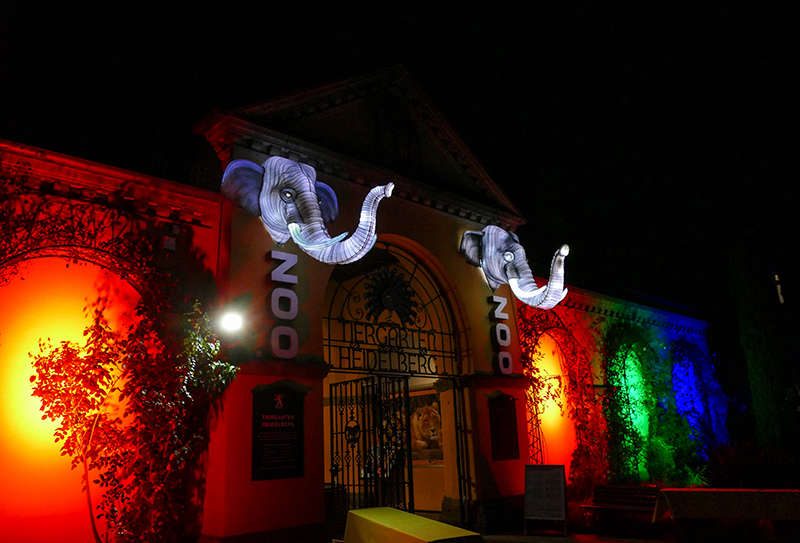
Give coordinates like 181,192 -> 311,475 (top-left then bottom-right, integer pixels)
1,4 -> 793,324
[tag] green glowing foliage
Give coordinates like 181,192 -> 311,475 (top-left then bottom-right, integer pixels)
608,349 -> 652,481
603,322 -> 715,487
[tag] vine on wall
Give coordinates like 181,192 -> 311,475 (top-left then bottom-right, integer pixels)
0,160 -> 167,294
517,304 -> 607,499
2,165 -> 238,542
31,297 -> 237,542
602,322 -> 712,487
519,301 -> 729,494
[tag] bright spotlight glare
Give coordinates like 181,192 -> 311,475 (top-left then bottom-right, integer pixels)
220,311 -> 244,333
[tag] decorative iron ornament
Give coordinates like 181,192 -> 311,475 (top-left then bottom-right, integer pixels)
345,419 -> 361,448
221,156 -> 394,264
323,242 -> 459,376
460,225 -> 569,310
364,267 -> 418,325
329,375 -> 413,517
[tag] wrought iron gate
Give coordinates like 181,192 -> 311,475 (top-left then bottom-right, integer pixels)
452,379 -> 472,525
329,375 -> 414,516
323,243 -> 473,528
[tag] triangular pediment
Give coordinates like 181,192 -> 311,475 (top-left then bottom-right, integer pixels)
234,65 -> 521,218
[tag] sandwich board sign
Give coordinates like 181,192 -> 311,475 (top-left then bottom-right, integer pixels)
523,464 -> 567,535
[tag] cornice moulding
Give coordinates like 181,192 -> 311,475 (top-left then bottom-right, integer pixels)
0,140 -> 222,229
560,286 -> 708,336
200,114 -> 526,232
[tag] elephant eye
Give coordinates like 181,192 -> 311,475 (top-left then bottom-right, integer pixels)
503,251 -> 515,263
279,188 -> 295,203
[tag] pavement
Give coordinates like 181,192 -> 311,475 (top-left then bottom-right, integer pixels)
481,522 -> 800,543
482,535 -> 673,543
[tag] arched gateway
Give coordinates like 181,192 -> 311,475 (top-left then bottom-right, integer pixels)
322,240 -> 471,525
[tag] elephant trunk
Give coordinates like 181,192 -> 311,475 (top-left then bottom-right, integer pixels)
507,244 -> 569,309
288,182 -> 394,264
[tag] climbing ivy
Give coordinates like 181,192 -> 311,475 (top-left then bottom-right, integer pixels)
2,165 -> 238,542
519,303 -> 726,494
518,304 -> 607,499
31,293 -> 238,542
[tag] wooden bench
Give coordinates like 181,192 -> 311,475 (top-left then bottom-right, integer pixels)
654,487 -> 800,542
581,484 -> 660,530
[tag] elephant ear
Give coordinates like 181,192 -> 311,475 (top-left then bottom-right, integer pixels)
459,230 -> 483,267
315,181 -> 339,223
221,159 -> 264,216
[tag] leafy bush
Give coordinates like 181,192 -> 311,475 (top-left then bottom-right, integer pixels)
31,297 -> 238,542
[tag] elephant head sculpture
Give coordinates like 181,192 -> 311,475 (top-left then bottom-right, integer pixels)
221,156 -> 393,264
460,225 -> 569,310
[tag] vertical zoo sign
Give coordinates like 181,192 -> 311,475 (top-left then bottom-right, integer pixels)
269,250 -> 299,359
490,295 -> 514,374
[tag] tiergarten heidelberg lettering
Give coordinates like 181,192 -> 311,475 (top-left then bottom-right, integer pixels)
326,320 -> 446,375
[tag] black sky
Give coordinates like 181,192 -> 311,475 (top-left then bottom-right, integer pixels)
1,4 -> 794,320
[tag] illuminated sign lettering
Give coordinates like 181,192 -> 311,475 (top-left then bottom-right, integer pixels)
269,250 -> 298,359
490,295 -> 513,375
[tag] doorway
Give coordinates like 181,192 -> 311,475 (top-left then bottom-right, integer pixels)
329,374 -> 413,513
321,241 -> 471,527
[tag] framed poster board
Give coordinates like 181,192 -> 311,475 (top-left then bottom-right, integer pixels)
252,381 -> 308,480
488,393 -> 520,460
523,464 -> 567,535
409,390 -> 443,464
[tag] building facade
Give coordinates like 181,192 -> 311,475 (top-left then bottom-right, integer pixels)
0,67 -> 727,542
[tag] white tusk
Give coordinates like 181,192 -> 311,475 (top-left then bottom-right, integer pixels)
509,277 -> 547,301
509,278 -> 568,310
288,223 -> 348,250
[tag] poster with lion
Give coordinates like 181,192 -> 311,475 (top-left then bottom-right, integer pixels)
409,391 -> 443,463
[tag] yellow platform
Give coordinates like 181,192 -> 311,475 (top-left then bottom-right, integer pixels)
343,507 -> 482,543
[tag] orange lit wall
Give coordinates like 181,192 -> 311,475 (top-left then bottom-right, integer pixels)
0,259 -> 137,542
202,370 -> 324,537
471,378 -> 529,500
533,334 -> 577,482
